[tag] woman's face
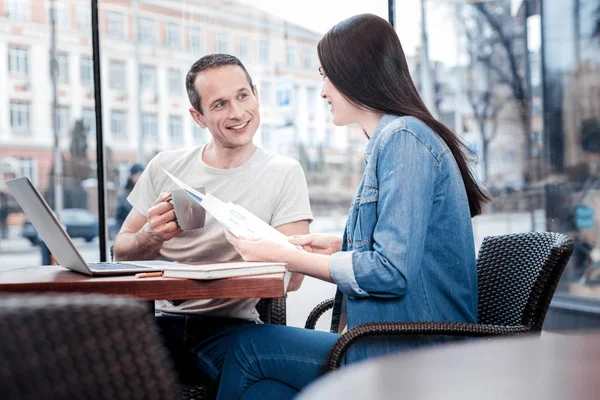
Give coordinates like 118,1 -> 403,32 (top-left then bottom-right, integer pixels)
319,67 -> 357,126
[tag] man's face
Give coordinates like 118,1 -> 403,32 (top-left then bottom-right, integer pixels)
189,65 -> 260,149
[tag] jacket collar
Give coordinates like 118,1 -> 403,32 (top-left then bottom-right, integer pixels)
364,114 -> 397,164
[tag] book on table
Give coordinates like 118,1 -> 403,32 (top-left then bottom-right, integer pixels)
162,261 -> 288,280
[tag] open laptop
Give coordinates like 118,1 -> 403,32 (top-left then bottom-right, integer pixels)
7,176 -> 179,276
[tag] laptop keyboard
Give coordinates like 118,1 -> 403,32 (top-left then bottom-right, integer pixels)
88,262 -> 151,271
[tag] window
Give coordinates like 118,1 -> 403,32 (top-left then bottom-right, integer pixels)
306,87 -> 317,119
259,39 -> 269,64
78,5 -> 91,31
55,53 -> 69,84
168,116 -> 183,140
107,11 -> 125,39
49,2 -> 69,28
237,37 -> 250,62
111,111 -> 126,138
17,157 -> 36,184
165,22 -> 180,47
189,27 -> 204,53
141,113 -> 158,140
261,125 -> 272,146
192,124 -> 207,142
10,101 -> 30,133
139,65 -> 157,92
8,46 -> 28,77
286,45 -> 295,67
6,0 -> 30,21
260,82 -> 272,106
80,56 -> 93,84
168,69 -> 181,94
56,106 -> 70,136
216,32 -> 229,53
109,60 -> 126,90
138,17 -> 156,44
82,108 -> 96,135
302,48 -> 313,70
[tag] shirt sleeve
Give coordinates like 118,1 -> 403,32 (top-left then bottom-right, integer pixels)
270,162 -> 314,227
127,156 -> 160,218
330,131 -> 437,298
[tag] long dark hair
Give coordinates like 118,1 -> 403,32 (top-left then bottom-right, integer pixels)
317,14 -> 489,217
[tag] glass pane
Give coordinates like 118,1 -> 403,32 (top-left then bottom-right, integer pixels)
0,0 -> 100,269
97,0 -> 387,328
397,0 -> 600,302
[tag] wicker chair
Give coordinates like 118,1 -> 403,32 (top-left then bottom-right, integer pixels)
0,294 -> 178,400
305,231 -> 573,371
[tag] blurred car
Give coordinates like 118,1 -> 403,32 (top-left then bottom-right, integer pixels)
22,208 -> 99,245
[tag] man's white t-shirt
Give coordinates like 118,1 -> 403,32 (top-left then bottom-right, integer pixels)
128,144 -> 313,322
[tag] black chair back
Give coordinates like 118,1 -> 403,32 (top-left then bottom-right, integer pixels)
0,294 -> 178,400
476,232 -> 573,331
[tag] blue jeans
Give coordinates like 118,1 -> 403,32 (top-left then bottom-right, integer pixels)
155,313 -> 254,384
216,324 -> 340,400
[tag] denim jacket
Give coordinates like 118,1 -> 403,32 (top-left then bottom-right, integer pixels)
329,114 -> 478,363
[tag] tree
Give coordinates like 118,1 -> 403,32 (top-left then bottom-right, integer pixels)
460,5 -> 504,183
467,1 -> 531,182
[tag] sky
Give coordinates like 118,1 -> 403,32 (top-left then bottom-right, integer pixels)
241,0 -> 462,65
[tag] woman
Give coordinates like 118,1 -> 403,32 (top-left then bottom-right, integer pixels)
217,13 -> 489,400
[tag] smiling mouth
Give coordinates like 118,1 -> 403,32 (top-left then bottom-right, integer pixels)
226,120 -> 250,131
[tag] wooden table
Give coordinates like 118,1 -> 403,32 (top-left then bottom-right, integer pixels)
0,265 -> 286,300
297,332 -> 600,400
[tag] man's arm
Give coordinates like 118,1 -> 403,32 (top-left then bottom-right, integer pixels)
275,220 -> 310,291
113,192 -> 182,261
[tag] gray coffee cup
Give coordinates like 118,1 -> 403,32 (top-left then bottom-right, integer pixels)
170,187 -> 206,230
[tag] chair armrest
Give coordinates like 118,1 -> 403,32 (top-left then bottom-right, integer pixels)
305,298 -> 335,331
327,321 -> 532,371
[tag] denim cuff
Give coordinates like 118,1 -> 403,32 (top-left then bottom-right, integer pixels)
329,251 -> 368,298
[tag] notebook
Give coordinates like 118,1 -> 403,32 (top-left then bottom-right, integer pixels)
162,261 -> 287,280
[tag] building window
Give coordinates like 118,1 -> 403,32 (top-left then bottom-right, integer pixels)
261,124 -> 272,147
192,124 -> 207,142
55,53 -> 69,83
56,106 -> 70,136
168,69 -> 181,94
80,56 -> 93,84
216,32 -> 229,53
49,2 -> 69,28
286,46 -> 295,68
168,116 -> 183,140
17,157 -> 36,184
109,60 -> 126,90
237,37 -> 250,62
260,82 -> 272,106
6,0 -> 30,21
10,101 -> 30,133
8,46 -> 29,77
165,22 -> 181,47
107,11 -> 125,39
78,5 -> 91,31
259,39 -> 269,64
306,87 -> 317,119
142,113 -> 158,140
302,48 -> 313,70
82,108 -> 96,135
111,111 -> 126,138
138,17 -> 156,44
189,27 -> 204,54
139,65 -> 157,92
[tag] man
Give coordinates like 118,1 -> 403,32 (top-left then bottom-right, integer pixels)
113,54 -> 312,384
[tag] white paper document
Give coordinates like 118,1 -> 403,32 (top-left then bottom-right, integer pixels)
162,168 -> 302,250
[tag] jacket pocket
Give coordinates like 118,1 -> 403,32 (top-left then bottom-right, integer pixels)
351,185 -> 378,248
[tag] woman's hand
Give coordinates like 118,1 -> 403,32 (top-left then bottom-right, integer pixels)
288,233 -> 342,255
225,231 -> 293,263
